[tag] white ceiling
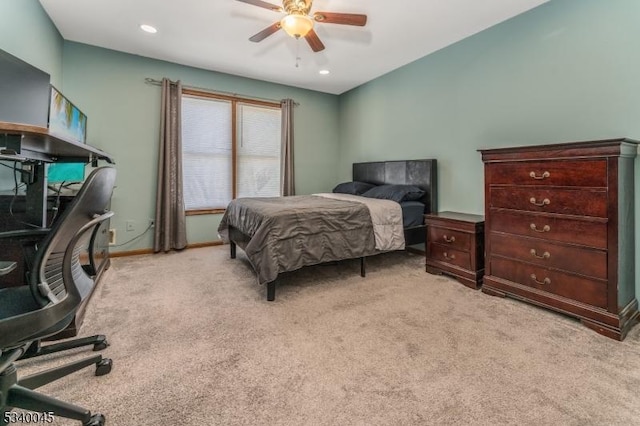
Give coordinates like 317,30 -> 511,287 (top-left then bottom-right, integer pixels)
39,0 -> 549,95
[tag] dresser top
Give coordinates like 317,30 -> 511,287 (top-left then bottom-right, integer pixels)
425,211 -> 484,224
479,138 -> 639,162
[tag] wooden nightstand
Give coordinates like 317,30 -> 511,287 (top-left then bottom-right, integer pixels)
425,211 -> 485,289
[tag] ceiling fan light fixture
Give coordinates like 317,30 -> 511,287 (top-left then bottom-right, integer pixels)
280,14 -> 314,38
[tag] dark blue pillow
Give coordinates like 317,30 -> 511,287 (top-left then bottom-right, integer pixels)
332,181 -> 376,195
361,184 -> 425,203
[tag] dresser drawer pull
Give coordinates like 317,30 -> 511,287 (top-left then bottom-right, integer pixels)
530,223 -> 551,233
529,171 -> 550,180
443,252 -> 455,260
530,274 -> 551,285
442,235 -> 455,243
530,249 -> 551,259
529,197 -> 550,207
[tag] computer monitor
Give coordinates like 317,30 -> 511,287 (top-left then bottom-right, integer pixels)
0,49 -> 51,127
47,162 -> 85,184
48,85 -> 87,144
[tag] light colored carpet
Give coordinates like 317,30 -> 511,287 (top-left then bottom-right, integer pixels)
17,246 -> 640,425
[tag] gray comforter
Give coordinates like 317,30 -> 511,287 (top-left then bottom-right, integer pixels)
218,195 -> 380,285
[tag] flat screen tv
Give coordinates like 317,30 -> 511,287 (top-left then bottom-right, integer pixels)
47,162 -> 85,184
48,86 -> 87,144
0,49 -> 51,127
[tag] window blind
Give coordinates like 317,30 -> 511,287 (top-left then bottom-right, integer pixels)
236,103 -> 282,199
182,96 -> 232,209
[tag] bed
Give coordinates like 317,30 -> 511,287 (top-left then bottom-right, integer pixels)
218,159 -> 437,300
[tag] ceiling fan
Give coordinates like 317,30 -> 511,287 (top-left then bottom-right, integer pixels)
237,0 -> 367,52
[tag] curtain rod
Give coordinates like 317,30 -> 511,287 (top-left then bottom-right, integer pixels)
144,78 -> 299,106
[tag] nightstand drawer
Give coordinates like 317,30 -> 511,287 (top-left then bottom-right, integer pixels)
428,243 -> 471,270
489,210 -> 607,249
490,256 -> 607,308
490,232 -> 607,280
489,187 -> 607,217
427,227 -> 470,251
486,159 -> 607,187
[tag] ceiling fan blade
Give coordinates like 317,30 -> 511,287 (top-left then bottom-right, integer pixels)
313,12 -> 367,26
236,0 -> 283,12
304,29 -> 325,52
249,22 -> 282,42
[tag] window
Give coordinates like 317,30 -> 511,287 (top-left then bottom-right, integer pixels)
181,91 -> 282,212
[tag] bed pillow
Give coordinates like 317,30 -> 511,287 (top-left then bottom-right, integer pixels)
361,184 -> 425,203
332,181 -> 377,195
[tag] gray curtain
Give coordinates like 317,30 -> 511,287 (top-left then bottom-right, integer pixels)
154,78 -> 187,252
280,98 -> 295,196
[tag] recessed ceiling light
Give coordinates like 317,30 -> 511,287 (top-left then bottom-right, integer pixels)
140,24 -> 158,34
319,69 -> 330,75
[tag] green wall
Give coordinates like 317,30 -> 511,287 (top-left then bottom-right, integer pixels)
0,0 -> 63,87
61,42 -> 340,250
338,0 -> 640,291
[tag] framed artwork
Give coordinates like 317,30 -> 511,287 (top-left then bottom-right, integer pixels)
48,85 -> 87,143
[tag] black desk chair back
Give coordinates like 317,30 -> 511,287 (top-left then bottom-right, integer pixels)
0,166 -> 116,426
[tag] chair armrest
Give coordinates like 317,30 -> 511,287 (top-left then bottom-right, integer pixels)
0,261 -> 17,276
0,228 -> 50,240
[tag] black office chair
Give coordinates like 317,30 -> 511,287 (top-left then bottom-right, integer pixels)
0,166 -> 116,426
15,230 -> 110,360
0,189 -> 111,359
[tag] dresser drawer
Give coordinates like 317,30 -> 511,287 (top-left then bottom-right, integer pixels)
489,187 -> 607,217
486,159 -> 607,187
490,233 -> 607,280
490,256 -> 607,308
490,210 -> 607,249
428,243 -> 471,270
427,227 -> 471,251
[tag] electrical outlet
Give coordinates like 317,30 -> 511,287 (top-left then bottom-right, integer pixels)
108,229 -> 116,245
126,220 -> 135,232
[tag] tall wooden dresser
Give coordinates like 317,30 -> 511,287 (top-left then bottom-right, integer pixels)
479,139 -> 639,340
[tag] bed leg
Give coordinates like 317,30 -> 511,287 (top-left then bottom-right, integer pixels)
230,241 -> 236,259
360,257 -> 366,277
267,282 -> 276,301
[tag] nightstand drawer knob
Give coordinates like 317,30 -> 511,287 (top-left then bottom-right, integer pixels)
529,171 -> 550,180
530,274 -> 551,285
529,197 -> 550,207
443,235 -> 455,243
530,249 -> 551,259
443,252 -> 455,260
530,223 -> 551,233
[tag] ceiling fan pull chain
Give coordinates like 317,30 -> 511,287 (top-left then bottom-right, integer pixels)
295,37 -> 301,68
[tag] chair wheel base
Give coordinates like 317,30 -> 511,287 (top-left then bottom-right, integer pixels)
95,358 -> 112,376
83,413 -> 105,426
92,335 -> 109,351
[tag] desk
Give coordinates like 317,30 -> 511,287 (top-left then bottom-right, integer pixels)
0,121 -> 114,339
1,121 -> 114,227
0,121 -> 114,163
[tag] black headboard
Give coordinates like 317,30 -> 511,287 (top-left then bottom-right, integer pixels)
352,159 -> 438,214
